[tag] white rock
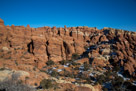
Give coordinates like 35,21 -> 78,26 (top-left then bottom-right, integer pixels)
2,47 -> 9,51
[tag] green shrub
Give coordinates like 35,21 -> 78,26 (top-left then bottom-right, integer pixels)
40,79 -> 54,89
103,87 -> 108,91
72,53 -> 80,60
15,60 -> 18,66
62,70 -> 74,78
74,67 -> 79,70
46,60 -> 54,66
71,61 -> 78,66
113,65 -> 120,72
0,68 -> 6,71
40,70 -> 46,73
84,46 -> 89,50
96,75 -> 106,85
59,60 -> 67,65
50,70 -> 59,77
84,78 -> 92,84
111,76 -> 124,90
83,62 -> 90,71
104,70 -> 112,81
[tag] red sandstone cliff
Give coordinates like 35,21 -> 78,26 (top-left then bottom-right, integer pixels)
0,18 -> 136,78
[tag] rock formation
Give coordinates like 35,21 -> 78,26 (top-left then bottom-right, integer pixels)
0,18 -> 136,90
0,18 -> 136,76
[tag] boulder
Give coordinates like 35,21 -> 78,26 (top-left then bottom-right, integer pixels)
99,35 -> 108,42
75,86 -> 92,91
0,69 -> 30,82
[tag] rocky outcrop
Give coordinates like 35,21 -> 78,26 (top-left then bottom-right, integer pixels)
0,19 -> 93,69
0,18 -> 136,78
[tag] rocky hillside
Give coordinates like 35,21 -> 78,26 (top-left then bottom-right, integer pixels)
0,18 -> 136,91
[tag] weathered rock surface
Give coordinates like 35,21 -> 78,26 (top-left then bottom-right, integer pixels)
0,18 -> 136,84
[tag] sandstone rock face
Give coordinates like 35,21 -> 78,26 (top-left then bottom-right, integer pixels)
63,40 -> 75,60
47,37 -> 63,62
0,18 -> 93,69
0,18 -> 136,78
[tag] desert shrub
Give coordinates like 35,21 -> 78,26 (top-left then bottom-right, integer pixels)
0,73 -> 35,91
102,87 -> 108,91
84,46 -> 89,50
71,61 -> 79,66
76,63 -> 81,65
72,53 -> 80,60
67,74 -> 74,78
84,78 -> 92,84
83,62 -> 90,71
5,57 -> 11,60
74,67 -> 79,70
96,75 -> 106,85
96,71 -> 113,85
40,69 -> 46,73
111,76 -> 124,91
113,65 -> 120,72
59,60 -> 67,65
123,70 -> 131,78
67,72 -> 75,78
123,81 -> 136,91
62,70 -> 74,78
15,60 -> 18,66
50,70 -> 59,77
46,60 -> 54,66
123,81 -> 132,87
77,72 -> 89,80
40,79 -> 55,89
33,67 -> 36,71
104,70 -> 113,81
0,68 -> 6,71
